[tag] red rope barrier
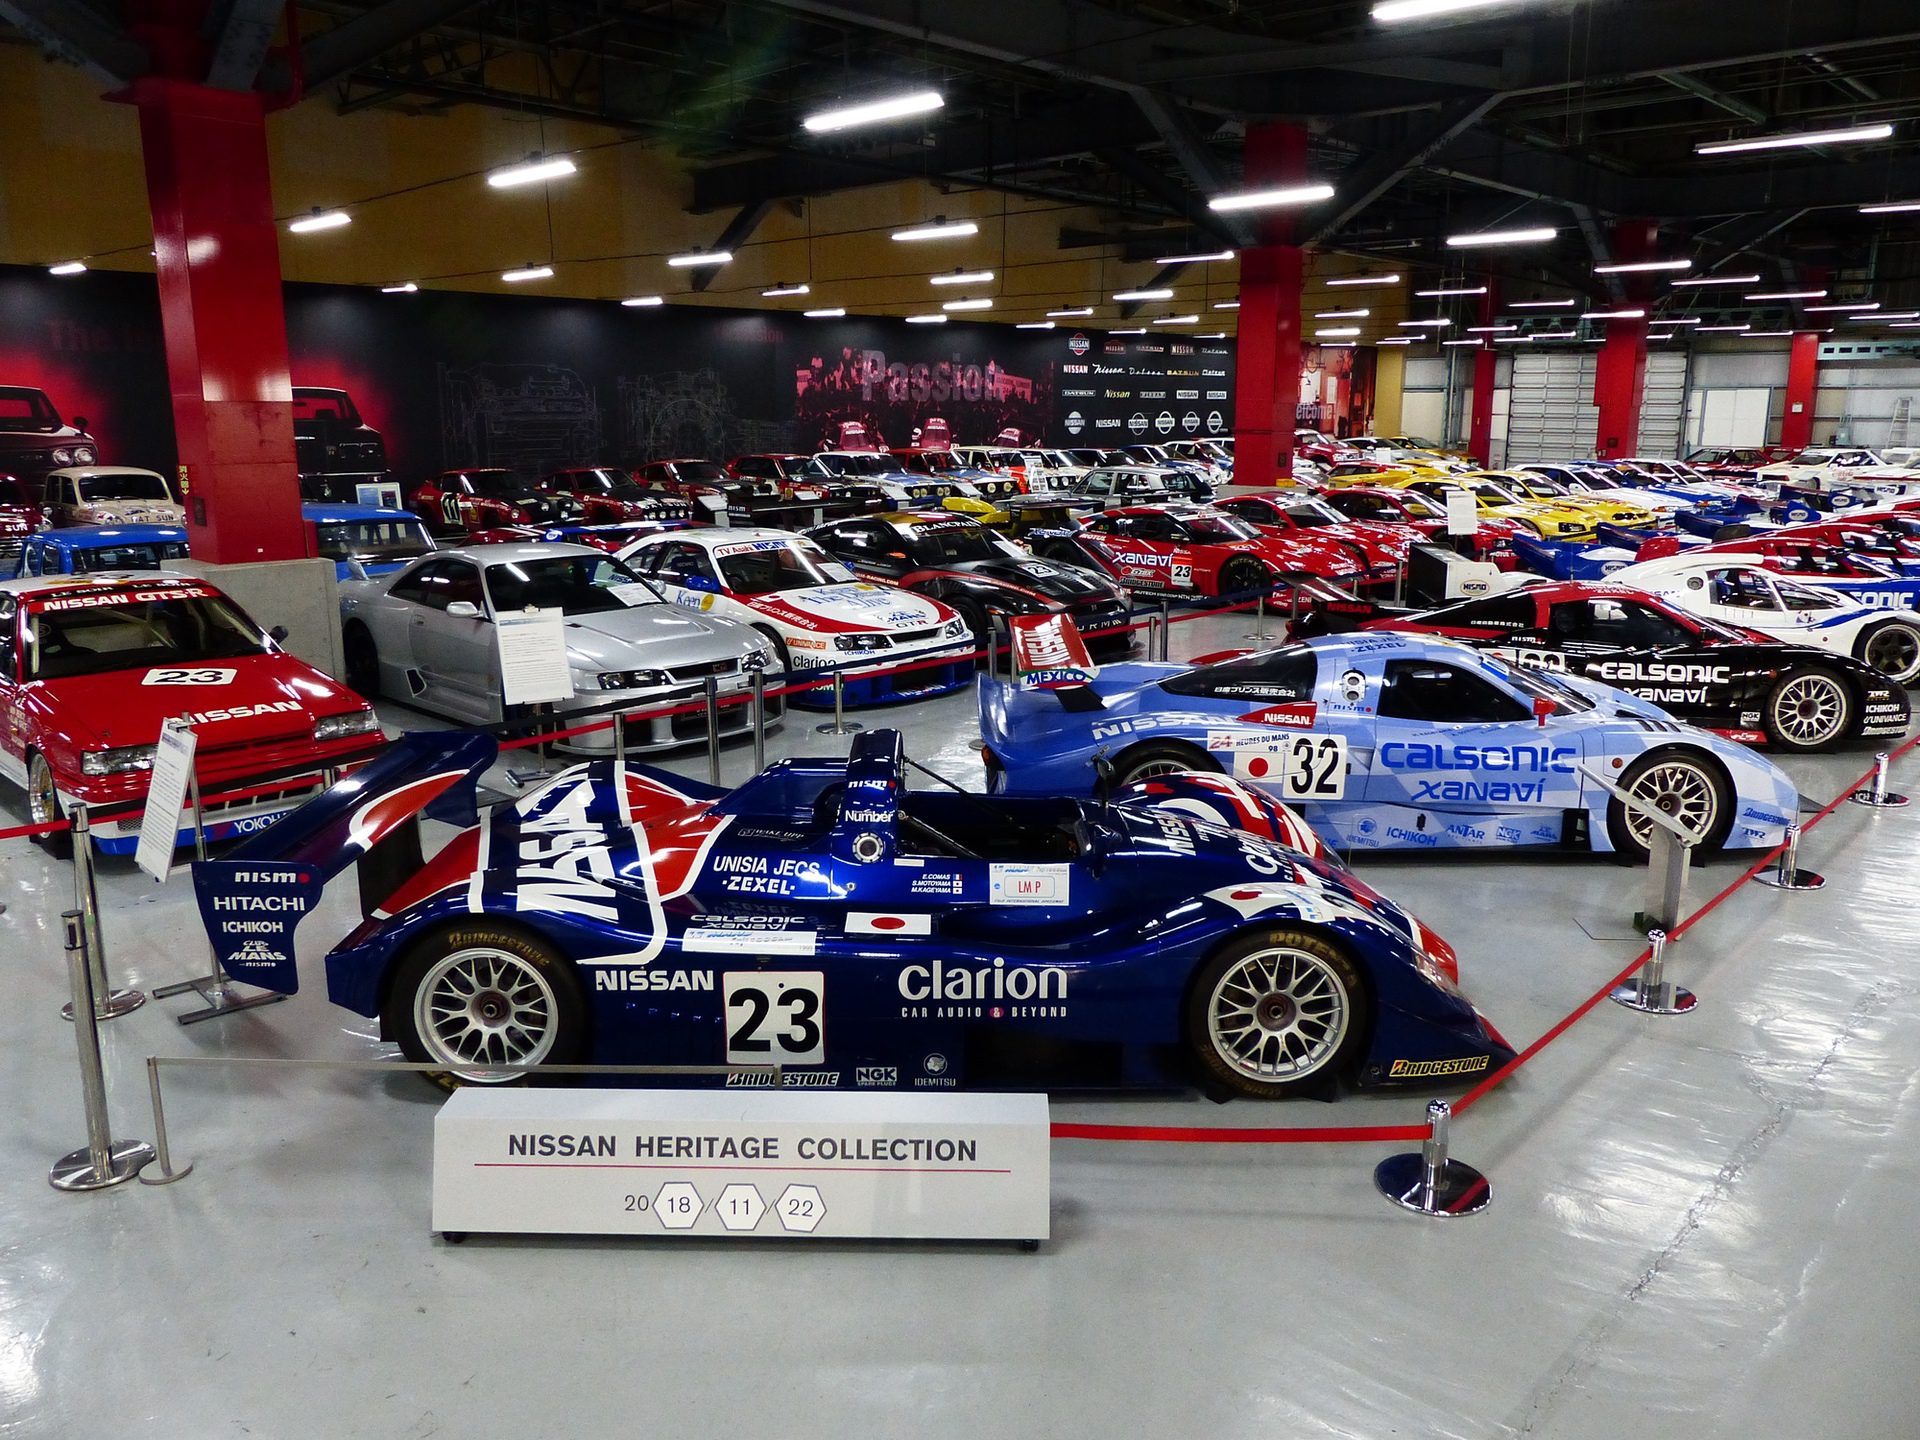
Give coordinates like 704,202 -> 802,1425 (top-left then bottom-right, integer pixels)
0,817 -> 72,841
1050,1120 -> 1429,1145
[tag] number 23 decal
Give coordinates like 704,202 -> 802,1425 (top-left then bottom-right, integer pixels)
724,972 -> 825,1065
141,667 -> 237,686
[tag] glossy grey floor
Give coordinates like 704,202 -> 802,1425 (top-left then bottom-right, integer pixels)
3,611 -> 1917,1439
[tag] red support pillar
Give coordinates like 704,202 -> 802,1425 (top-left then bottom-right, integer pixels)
1230,123 -> 1307,487
129,77 -> 307,563
1592,219 -> 1657,460
1467,283 -> 1498,466
1781,331 -> 1820,451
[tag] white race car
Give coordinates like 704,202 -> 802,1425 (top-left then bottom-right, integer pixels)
1753,448 -> 1920,497
618,527 -> 977,705
1611,551 -> 1920,684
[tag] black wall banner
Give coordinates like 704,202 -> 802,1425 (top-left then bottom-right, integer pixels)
0,266 -> 1237,481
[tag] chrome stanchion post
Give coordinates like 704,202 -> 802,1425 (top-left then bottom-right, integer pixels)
704,675 -> 722,784
1392,560 -> 1406,607
750,665 -> 767,771
1753,820 -> 1825,890
612,702 -> 627,770
62,804 -> 144,1021
1375,1099 -> 1490,1217
1849,750 -> 1910,808
138,1055 -> 192,1185
1243,592 -> 1269,643
187,764 -> 207,864
1611,927 -> 1696,1015
49,911 -> 153,1192
815,669 -> 864,736
1158,598 -> 1171,661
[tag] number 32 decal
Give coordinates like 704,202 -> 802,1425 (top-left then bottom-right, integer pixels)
725,972 -> 825,1065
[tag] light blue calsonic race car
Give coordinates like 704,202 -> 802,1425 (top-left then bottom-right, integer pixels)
980,628 -> 1800,862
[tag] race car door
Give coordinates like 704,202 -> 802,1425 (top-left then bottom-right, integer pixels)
0,600 -> 26,787
396,556 -> 499,723
1361,655 -> 1581,844
1084,511 -> 1188,591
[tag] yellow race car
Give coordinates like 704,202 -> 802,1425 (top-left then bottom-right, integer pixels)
1318,458 -> 1460,489
1463,470 -> 1667,534
1389,475 -> 1608,540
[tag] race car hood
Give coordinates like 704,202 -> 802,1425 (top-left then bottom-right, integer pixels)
21,650 -> 365,750
1247,532 -> 1363,577
928,554 -> 1118,602
749,583 -> 955,635
557,602 -> 764,670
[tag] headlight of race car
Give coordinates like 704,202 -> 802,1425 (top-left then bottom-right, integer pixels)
1554,521 -> 1584,534
942,617 -> 969,638
74,444 -> 96,464
597,668 -> 672,689
52,446 -> 76,465
313,710 -> 383,741
835,633 -> 890,652
81,744 -> 157,776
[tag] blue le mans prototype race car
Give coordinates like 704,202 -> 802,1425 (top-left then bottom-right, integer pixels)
190,729 -> 1514,1101
981,627 -> 1800,862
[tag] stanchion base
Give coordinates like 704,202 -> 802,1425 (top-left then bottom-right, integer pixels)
1374,1153 -> 1492,1217
1242,630 -> 1272,643
153,974 -> 289,1025
61,988 -> 146,1023
1848,788 -> 1910,808
1752,868 -> 1826,891
139,1159 -> 194,1186
49,1139 -> 155,1192
1610,980 -> 1698,1015
814,720 -> 864,735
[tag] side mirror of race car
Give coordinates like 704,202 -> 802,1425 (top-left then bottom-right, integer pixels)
446,600 -> 482,619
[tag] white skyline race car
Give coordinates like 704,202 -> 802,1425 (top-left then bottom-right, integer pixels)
1752,448 -> 1920,499
1611,551 -> 1920,685
619,527 -> 977,706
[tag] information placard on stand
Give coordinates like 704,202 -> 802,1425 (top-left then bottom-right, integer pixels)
495,607 -> 573,706
136,719 -> 196,880
1445,488 -> 1479,537
432,1089 -> 1051,1243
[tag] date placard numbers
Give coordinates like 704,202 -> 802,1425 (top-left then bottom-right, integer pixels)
724,971 -> 826,1065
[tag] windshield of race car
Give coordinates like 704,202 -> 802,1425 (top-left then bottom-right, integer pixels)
1182,512 -> 1262,543
903,522 -> 1021,564
460,472 -> 524,498
482,554 -> 661,614
23,591 -> 266,680
561,469 -> 626,494
0,387 -> 61,432
76,473 -> 172,502
1479,654 -> 1595,713
1283,499 -> 1349,526
715,538 -> 847,594
316,519 -> 433,563
68,541 -> 191,572
671,462 -> 729,483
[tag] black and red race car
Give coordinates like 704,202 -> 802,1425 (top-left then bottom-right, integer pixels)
1023,503 -> 1367,598
540,466 -> 695,524
726,454 -> 836,503
1298,578 -> 1910,753
1212,491 -> 1415,580
805,510 -> 1134,653
408,468 -> 584,536
1313,484 -> 1522,566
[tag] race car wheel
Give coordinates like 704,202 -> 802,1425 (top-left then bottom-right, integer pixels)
946,596 -> 991,650
343,623 -> 381,700
1763,668 -> 1855,752
1604,748 -> 1730,864
1037,540 -> 1085,566
26,751 -> 73,859
1111,741 -> 1220,787
1184,928 -> 1369,1099
1217,555 -> 1271,600
385,925 -> 588,1088
1856,619 -> 1920,686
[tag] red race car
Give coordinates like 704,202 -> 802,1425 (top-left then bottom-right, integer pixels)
1314,485 -> 1522,566
0,474 -> 43,571
1212,491 -> 1415,580
1031,504 -> 1365,597
0,573 -> 384,854
409,468 -> 584,536
540,466 -> 695,524
726,454 -> 834,503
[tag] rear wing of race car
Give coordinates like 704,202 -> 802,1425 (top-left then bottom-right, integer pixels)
1006,613 -> 1106,711
188,731 -> 496,994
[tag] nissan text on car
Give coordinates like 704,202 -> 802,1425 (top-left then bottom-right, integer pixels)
0,573 -> 384,854
338,542 -> 777,753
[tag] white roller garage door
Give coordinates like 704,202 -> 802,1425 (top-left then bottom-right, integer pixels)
1504,350 -> 1688,461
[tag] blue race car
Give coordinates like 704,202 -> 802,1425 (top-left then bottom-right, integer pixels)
13,523 -> 189,577
305,502 -> 437,580
979,629 -> 1799,863
1508,531 -> 1637,582
190,728 -> 1514,1101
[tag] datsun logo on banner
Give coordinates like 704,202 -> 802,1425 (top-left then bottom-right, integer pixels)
1009,613 -> 1098,690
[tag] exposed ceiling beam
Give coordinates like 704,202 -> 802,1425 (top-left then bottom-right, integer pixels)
689,201 -> 773,292
1124,92 -> 1250,246
0,0 -> 144,83
1306,95 -> 1503,246
1096,148 -> 1235,246
204,0 -> 284,90
262,0 -> 486,92
1657,71 -> 1767,126
1118,263 -> 1190,320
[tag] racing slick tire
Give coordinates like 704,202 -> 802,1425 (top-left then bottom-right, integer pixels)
750,625 -> 792,678
1036,539 -> 1086,567
1762,667 -> 1856,753
1110,741 -> 1221,787
1183,928 -> 1371,1099
26,751 -> 73,859
1603,747 -> 1732,865
944,595 -> 992,652
1216,555 -> 1272,601
343,623 -> 381,700
384,923 -> 590,1090
1854,618 -> 1920,686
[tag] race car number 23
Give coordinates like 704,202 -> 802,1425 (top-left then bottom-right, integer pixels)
142,667 -> 237,686
724,971 -> 825,1066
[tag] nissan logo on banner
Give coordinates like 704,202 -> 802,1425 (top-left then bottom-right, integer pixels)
1155,411 -> 1175,435
1182,411 -> 1201,433
1206,410 -> 1225,433
1127,413 -> 1148,435
1068,333 -> 1090,356
1065,410 -> 1085,435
